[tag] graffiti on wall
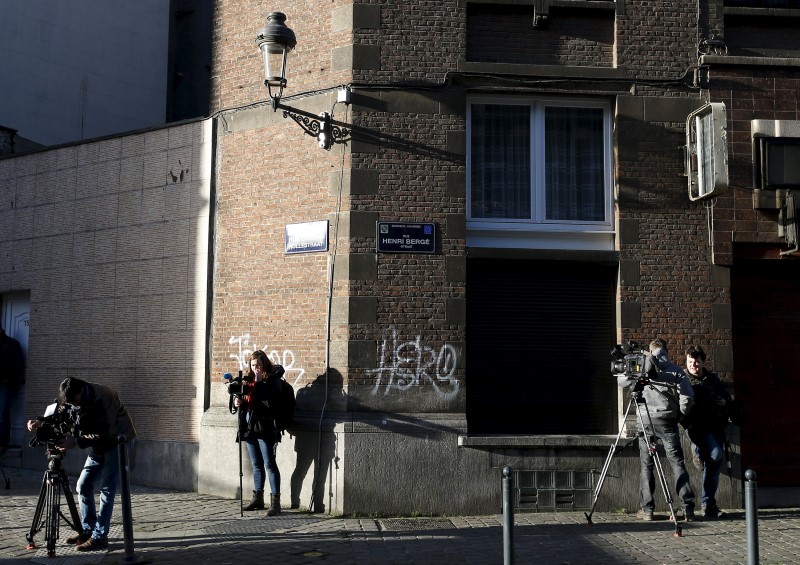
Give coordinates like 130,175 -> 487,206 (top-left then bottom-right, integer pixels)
368,327 -> 460,401
228,334 -> 305,385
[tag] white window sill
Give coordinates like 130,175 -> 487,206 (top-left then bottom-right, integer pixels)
467,227 -> 615,251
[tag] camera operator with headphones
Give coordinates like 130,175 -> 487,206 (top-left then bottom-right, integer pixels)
27,377 -> 136,551
618,338 -> 696,522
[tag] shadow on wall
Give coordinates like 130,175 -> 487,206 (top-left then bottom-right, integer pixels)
288,368 -> 465,513
289,369 -> 342,513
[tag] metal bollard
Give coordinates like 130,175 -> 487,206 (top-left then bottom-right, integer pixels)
745,469 -> 758,565
502,466 -> 514,565
117,434 -> 137,564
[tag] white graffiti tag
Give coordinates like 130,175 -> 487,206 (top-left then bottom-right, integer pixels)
228,334 -> 305,385
368,328 -> 460,400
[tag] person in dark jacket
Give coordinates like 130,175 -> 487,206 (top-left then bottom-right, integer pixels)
0,327 -> 26,448
28,377 -> 137,551
682,345 -> 732,518
234,350 -> 285,516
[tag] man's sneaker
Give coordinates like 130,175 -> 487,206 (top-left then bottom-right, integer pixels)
76,537 -> 108,552
638,509 -> 654,521
65,531 -> 91,545
704,505 -> 726,518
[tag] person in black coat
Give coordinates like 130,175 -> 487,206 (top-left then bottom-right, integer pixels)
682,345 -> 732,519
0,327 -> 25,448
234,350 -> 285,516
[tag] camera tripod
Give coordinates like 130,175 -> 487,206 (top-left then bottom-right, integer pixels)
226,370 -> 249,517
26,448 -> 82,557
585,383 -> 684,537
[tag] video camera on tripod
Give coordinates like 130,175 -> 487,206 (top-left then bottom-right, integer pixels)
587,339 -> 685,535
26,402 -> 83,557
28,402 -> 79,449
610,340 -> 656,388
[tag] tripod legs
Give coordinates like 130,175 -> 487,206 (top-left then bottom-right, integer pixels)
634,397 -> 683,537
26,468 -> 82,557
585,395 -> 638,524
585,392 -> 685,537
26,476 -> 49,549
45,478 -> 59,555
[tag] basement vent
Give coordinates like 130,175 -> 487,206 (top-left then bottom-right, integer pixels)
380,518 -> 456,531
513,470 -> 593,512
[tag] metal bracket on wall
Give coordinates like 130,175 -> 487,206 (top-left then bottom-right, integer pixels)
780,190 -> 800,255
282,109 -> 350,151
533,0 -> 550,28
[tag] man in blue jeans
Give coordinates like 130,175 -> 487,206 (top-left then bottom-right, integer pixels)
28,377 -> 136,551
682,345 -> 732,518
618,338 -> 696,521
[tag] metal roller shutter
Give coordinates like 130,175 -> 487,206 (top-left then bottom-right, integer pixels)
466,258 -> 617,434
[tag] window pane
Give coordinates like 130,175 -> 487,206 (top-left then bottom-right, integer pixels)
545,107 -> 605,222
471,104 -> 531,219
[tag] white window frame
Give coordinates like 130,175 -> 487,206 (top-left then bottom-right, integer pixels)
467,96 -> 615,250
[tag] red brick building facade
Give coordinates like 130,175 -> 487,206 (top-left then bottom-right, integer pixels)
4,0 -> 799,515
196,0 -> 800,513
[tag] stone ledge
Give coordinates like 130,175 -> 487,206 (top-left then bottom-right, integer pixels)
457,434 -> 618,449
701,55 -> 800,68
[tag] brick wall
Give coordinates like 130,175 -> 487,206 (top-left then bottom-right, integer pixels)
0,119 -> 212,442
616,100 -> 733,373
209,0 -> 352,115
209,103 -> 341,401
709,66 -> 800,263
616,0 -> 697,80
203,0 -> 800,511
467,4 -> 615,67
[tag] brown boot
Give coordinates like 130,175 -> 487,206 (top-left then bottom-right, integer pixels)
243,490 -> 264,511
266,493 -> 281,516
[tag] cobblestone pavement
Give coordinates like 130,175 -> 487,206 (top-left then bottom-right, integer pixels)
1,466 -> 800,564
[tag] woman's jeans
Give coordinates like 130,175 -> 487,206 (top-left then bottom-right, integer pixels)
76,449 -> 120,540
244,437 -> 280,494
688,428 -> 725,509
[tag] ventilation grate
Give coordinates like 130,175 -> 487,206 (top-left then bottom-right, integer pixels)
513,470 -> 594,512
380,518 -> 456,531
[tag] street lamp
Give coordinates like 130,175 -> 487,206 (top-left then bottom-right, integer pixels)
255,12 -> 350,151
255,12 -> 296,110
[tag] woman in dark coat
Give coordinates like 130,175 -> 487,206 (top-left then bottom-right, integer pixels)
234,350 -> 284,516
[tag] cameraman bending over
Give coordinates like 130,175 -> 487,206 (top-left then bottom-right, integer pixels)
618,338 -> 696,521
27,377 -> 136,551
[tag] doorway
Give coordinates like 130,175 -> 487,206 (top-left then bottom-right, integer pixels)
732,259 -> 800,487
2,292 -> 30,447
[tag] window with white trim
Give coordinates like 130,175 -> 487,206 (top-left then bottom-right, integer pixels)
468,97 -> 614,249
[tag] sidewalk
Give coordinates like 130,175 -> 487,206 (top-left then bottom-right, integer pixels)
2,466 -> 800,564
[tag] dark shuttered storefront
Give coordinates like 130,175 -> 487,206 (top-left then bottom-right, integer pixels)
466,258 -> 617,435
